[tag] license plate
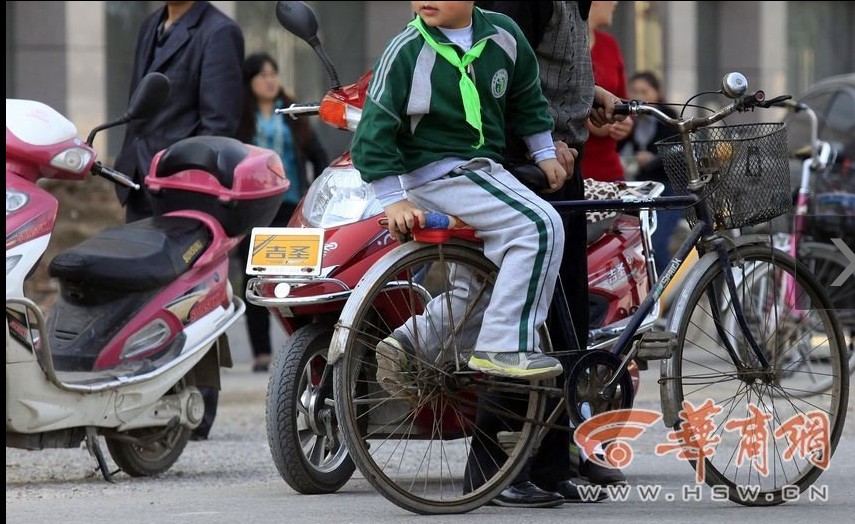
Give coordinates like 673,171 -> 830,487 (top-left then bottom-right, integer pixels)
245,227 -> 324,276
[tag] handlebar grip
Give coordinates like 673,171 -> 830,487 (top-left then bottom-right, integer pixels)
613,102 -> 631,116
758,94 -> 793,109
92,162 -> 140,190
424,212 -> 454,229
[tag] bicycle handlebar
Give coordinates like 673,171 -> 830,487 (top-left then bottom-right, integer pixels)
613,88 -> 781,133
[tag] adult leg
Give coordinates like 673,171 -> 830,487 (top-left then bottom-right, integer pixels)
530,153 -> 588,488
124,181 -> 154,223
240,203 -> 297,371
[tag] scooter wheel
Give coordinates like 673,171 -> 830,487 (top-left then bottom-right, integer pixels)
104,422 -> 192,477
564,350 -> 635,426
104,379 -> 193,477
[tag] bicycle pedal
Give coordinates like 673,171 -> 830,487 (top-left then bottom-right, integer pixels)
635,331 -> 677,361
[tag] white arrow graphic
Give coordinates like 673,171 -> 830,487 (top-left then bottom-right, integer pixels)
830,238 -> 855,287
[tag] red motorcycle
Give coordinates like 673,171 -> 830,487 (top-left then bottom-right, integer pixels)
248,0 -> 660,495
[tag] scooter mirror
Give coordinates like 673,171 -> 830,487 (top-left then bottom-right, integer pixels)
86,73 -> 171,146
275,1 -> 319,43
126,72 -> 171,121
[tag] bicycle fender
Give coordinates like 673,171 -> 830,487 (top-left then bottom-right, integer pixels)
327,241 -> 436,365
658,235 -> 774,427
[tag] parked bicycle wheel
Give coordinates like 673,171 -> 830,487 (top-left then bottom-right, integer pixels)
797,241 -> 855,382
332,241 -> 547,515
723,240 -> 855,396
665,244 -> 848,505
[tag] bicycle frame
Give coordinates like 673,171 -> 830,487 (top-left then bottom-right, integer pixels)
548,191 -> 770,400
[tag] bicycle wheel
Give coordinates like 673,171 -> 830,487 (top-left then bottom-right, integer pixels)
332,241 -> 547,515
667,244 -> 848,505
797,241 -> 855,385
724,241 -> 855,395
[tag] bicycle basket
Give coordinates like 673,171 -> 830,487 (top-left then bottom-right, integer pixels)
657,123 -> 791,230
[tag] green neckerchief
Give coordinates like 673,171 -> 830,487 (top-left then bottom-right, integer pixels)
408,16 -> 486,149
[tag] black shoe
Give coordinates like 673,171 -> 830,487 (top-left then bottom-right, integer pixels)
252,362 -> 269,373
189,430 -> 208,441
554,477 -> 609,503
490,481 -> 564,508
580,457 -> 627,485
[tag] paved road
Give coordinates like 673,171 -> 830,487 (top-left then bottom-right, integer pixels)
6,318 -> 854,523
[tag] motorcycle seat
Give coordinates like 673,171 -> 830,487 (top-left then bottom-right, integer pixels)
153,136 -> 248,189
49,216 -> 212,292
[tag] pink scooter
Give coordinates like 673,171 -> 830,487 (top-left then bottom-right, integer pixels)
6,73 -> 288,480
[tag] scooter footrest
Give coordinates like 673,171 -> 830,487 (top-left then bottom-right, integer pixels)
636,331 -> 677,361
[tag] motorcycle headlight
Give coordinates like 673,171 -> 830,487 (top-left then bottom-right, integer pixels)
302,166 -> 383,228
49,147 -> 93,174
6,189 -> 29,216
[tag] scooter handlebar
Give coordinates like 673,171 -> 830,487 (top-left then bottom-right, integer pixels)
91,162 -> 140,190
275,103 -> 321,118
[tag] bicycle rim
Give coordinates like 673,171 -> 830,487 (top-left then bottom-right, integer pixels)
796,242 -> 855,385
670,245 -> 848,505
332,241 -> 546,514
724,242 -> 855,396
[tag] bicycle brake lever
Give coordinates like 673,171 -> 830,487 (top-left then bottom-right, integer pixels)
758,94 -> 793,109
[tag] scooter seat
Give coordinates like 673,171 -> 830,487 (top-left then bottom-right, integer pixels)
49,216 -> 212,292
154,136 -> 248,189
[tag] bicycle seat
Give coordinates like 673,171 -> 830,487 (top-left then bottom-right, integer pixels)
411,215 -> 479,243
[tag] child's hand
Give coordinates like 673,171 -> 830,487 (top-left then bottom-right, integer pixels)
384,199 -> 426,242
536,158 -> 568,193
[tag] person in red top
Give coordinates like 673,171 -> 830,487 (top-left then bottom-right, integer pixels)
582,1 -> 633,181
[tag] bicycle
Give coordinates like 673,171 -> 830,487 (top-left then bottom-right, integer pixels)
722,99 -> 854,396
328,72 -> 849,514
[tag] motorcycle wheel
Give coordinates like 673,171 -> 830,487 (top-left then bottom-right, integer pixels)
104,380 -> 192,477
266,323 -> 354,494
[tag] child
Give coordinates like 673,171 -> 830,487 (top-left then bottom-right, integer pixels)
352,1 -> 566,380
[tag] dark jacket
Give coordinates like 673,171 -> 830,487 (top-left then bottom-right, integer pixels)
114,1 -> 244,203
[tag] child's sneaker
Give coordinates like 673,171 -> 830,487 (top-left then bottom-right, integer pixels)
375,335 -> 416,399
467,351 -> 562,379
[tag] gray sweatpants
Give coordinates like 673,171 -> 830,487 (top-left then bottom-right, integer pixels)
393,158 -> 564,357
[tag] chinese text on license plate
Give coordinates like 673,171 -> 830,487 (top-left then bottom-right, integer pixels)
246,227 -> 324,276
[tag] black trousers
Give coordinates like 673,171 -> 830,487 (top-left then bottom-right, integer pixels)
464,154 -> 589,492
237,203 -> 297,358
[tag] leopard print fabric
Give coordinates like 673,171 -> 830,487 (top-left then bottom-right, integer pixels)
584,178 -> 621,223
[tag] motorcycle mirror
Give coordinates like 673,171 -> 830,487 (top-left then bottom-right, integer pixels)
275,1 -> 319,42
86,73 -> 171,146
125,72 -> 171,121
275,1 -> 341,90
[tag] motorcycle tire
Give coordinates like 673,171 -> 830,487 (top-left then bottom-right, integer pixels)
266,323 -> 354,494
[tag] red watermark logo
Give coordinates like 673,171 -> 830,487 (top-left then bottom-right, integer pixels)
574,399 -> 831,484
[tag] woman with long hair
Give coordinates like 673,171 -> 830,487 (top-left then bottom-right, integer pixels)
237,52 -> 329,372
